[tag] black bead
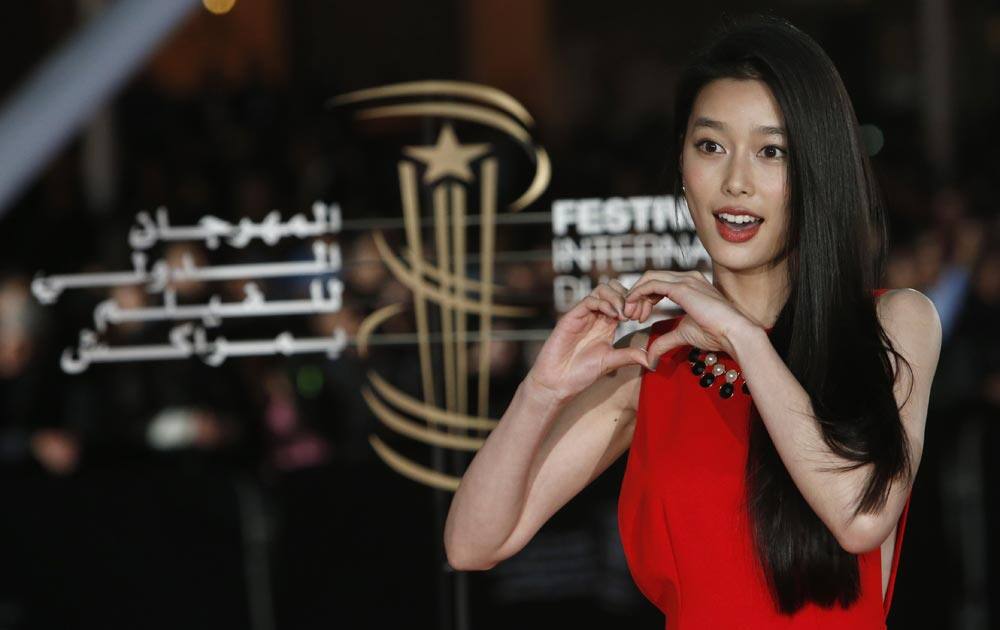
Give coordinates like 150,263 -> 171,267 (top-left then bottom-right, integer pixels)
687,347 -> 701,362
720,383 -> 734,399
699,373 -> 715,388
741,382 -> 750,395
691,361 -> 706,376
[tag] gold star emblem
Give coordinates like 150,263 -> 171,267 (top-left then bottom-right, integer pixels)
403,124 -> 491,185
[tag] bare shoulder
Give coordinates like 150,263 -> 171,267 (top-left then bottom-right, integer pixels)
876,287 -> 938,319
875,289 -> 942,452
876,288 -> 943,361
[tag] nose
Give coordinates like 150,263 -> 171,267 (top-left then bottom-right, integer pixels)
723,153 -> 754,197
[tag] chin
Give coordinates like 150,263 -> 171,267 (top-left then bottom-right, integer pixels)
712,255 -> 771,273
702,240 -> 782,273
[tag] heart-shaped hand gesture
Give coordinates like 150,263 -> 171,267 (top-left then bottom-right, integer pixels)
526,279 -> 651,402
623,271 -> 757,368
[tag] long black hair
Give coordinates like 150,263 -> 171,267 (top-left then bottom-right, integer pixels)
669,14 -> 913,613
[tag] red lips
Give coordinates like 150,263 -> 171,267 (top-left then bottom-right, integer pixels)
713,208 -> 764,243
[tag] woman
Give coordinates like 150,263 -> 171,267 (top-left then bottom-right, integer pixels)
444,15 -> 941,628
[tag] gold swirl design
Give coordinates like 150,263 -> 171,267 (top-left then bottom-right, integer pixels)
368,371 -> 498,430
355,303 -> 405,359
370,229 -> 532,317
336,81 -> 552,491
362,387 -> 485,451
328,80 -> 534,127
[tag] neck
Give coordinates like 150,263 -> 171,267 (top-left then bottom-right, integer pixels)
712,259 -> 790,329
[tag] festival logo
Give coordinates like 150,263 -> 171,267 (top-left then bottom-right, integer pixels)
331,81 -> 550,490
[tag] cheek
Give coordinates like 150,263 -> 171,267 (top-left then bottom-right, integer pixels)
681,150 -> 711,192
681,163 -> 714,223
757,168 -> 788,230
762,171 -> 787,200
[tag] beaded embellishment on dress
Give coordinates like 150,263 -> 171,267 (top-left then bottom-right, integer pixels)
686,346 -> 750,399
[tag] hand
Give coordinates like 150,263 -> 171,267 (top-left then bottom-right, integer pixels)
623,271 -> 756,367
528,279 -> 651,402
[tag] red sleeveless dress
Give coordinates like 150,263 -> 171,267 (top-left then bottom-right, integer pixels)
618,292 -> 910,629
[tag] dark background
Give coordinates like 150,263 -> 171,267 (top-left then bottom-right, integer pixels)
0,1 -> 997,629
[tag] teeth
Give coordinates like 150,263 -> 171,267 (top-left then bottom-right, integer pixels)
718,212 -> 761,224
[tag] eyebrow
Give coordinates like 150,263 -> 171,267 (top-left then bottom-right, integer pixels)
692,117 -> 786,136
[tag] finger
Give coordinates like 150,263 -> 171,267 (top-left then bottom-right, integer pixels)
602,346 -> 652,372
566,295 -> 600,321
608,278 -> 629,296
630,270 -> 703,290
593,284 -> 626,318
600,300 -> 622,321
608,280 -> 633,316
647,328 -> 685,369
640,299 -> 653,323
570,295 -> 615,320
571,296 -> 604,320
584,295 -> 621,321
634,281 -> 694,316
624,279 -> 680,304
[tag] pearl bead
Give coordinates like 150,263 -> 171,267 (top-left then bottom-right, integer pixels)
687,350 -> 747,402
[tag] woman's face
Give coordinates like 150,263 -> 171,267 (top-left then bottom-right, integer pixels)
680,78 -> 790,274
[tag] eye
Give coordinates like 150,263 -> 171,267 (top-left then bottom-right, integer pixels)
761,145 -> 787,159
694,139 -> 724,154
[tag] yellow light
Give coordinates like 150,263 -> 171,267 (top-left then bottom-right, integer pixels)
202,0 -> 236,15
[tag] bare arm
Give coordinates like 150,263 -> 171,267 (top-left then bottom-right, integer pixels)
727,288 -> 940,553
443,282 -> 650,571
